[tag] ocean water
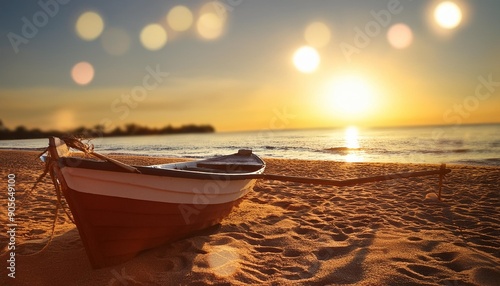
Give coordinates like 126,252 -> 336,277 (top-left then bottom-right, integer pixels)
1,124 -> 499,166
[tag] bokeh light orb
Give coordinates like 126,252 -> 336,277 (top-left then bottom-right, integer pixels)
387,23 -> 413,49
140,24 -> 167,51
167,5 -> 193,31
76,11 -> 104,41
293,46 -> 320,73
304,22 -> 331,48
71,61 -> 94,85
101,27 -> 131,56
197,2 -> 227,40
197,13 -> 224,39
434,1 -> 462,29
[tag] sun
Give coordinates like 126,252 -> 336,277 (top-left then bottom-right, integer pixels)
293,46 -> 320,73
434,1 -> 462,29
328,75 -> 375,117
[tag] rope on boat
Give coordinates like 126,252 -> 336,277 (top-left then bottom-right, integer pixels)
61,136 -> 95,154
62,137 -> 141,173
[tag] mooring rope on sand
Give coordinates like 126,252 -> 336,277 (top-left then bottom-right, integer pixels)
15,144 -> 77,256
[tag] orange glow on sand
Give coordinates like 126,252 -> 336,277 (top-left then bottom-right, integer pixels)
207,245 -> 239,277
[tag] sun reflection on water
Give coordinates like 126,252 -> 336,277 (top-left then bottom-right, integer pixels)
345,126 -> 360,149
344,126 -> 364,162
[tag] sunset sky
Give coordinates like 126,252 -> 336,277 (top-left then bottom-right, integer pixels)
1,0 -> 499,132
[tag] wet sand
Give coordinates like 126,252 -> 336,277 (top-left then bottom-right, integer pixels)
0,150 -> 499,285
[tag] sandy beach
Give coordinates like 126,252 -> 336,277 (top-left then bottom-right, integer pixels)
0,150 -> 499,285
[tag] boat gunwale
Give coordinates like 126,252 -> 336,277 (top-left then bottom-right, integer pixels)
57,154 -> 266,181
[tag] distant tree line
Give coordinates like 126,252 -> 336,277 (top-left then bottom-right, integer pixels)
0,120 -> 215,140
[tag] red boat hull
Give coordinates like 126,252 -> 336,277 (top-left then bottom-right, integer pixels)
63,186 -> 245,268
46,137 -> 265,268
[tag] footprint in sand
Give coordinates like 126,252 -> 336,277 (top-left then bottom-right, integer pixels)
396,266 -> 426,280
293,226 -> 315,235
331,231 -> 349,241
430,251 -> 458,262
246,232 -> 265,239
407,263 -> 442,277
254,246 -> 283,254
313,245 -> 353,260
283,249 -> 301,257
163,255 -> 189,272
472,267 -> 500,286
29,229 -> 46,235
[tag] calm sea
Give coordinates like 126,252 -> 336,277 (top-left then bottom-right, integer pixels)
1,124 -> 499,166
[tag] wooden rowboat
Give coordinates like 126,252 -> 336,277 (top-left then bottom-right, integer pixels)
46,137 -> 265,268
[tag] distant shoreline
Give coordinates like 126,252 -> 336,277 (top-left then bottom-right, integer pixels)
1,125 -> 499,167
0,122 -> 215,140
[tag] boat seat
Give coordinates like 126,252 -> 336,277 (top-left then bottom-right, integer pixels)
196,162 -> 263,172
